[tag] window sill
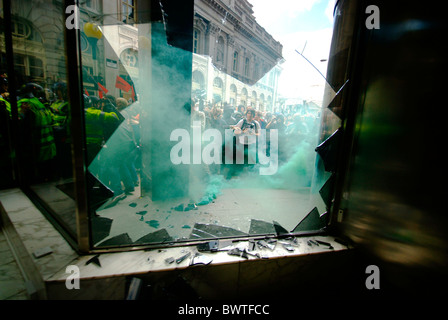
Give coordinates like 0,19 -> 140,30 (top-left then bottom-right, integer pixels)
1,188 -> 351,299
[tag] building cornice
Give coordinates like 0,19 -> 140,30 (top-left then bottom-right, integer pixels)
200,0 -> 283,61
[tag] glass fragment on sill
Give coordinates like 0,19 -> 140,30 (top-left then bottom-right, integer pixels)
86,254 -> 101,267
165,257 -> 175,265
197,240 -> 219,252
315,239 -> 334,250
190,252 -> 213,266
282,243 -> 295,252
257,239 -> 276,251
176,251 -> 192,264
227,248 -> 249,259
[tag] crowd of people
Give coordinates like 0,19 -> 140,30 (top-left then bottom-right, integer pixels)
190,99 -> 320,177
193,100 -> 319,140
1,76 -> 71,183
0,74 -> 142,205
0,73 -> 321,206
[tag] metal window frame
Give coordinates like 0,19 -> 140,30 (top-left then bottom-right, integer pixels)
64,0 -> 91,253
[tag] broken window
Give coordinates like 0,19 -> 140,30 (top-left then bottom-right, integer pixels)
78,0 -> 343,250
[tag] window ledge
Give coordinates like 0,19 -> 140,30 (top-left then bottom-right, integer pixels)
1,188 -> 351,299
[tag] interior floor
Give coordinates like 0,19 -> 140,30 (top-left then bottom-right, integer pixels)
94,183 -> 320,246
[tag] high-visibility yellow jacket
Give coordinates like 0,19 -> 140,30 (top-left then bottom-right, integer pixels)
0,96 -> 11,117
50,100 -> 69,127
85,107 -> 119,145
18,97 -> 56,162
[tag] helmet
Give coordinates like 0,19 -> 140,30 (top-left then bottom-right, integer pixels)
18,83 -> 45,100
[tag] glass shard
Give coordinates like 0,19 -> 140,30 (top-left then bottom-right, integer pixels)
273,220 -> 290,237
90,216 -> 113,244
97,233 -> 133,247
249,219 -> 276,235
189,223 -> 247,239
319,174 -> 335,210
292,207 -> 326,232
134,229 -> 173,244
315,128 -> 342,173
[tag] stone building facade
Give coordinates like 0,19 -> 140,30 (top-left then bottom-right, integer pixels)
1,0 -> 283,111
192,0 -> 283,111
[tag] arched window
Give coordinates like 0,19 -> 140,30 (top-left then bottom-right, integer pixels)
192,70 -> 205,90
213,77 -> 223,88
251,91 -> 257,107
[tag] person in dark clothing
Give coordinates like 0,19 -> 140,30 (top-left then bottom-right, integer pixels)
208,106 -> 227,175
266,113 -> 286,161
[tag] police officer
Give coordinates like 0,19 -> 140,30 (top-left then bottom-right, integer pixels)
46,82 -> 74,177
84,94 -> 120,165
50,82 -> 69,127
17,83 -> 56,182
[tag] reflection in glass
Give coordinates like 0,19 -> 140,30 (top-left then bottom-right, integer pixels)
0,0 -> 78,239
0,1 -> 15,189
86,0 -> 336,248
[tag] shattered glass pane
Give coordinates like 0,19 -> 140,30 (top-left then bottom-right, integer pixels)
85,0 -> 339,248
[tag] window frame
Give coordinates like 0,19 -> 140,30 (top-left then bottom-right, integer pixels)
120,0 -> 137,24
233,50 -> 239,72
216,36 -> 225,63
